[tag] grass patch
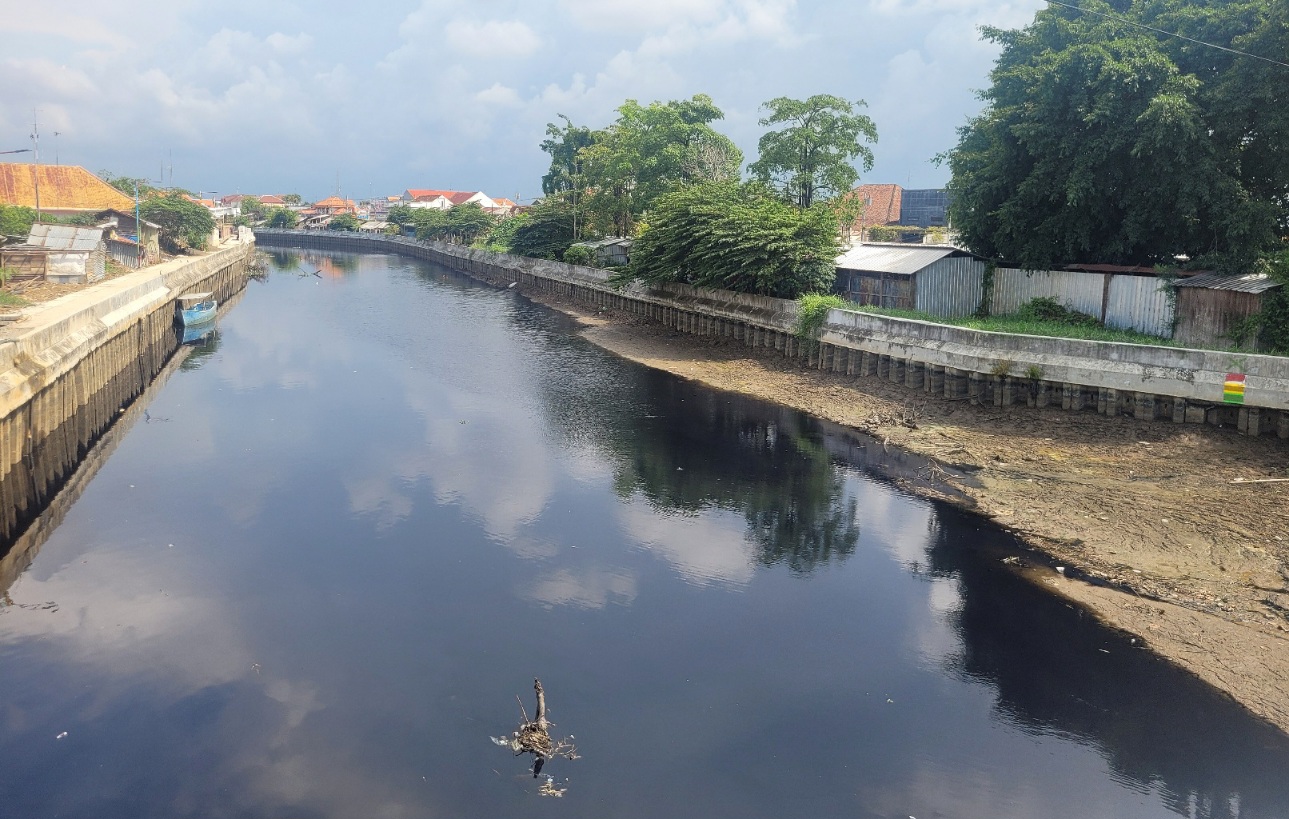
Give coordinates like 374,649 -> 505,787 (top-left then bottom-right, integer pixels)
847,300 -> 1179,347
0,292 -> 29,308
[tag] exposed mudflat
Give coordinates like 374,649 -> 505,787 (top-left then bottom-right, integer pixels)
540,293 -> 1289,735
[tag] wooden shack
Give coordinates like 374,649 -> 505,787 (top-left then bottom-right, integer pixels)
6,224 -> 107,284
1173,271 -> 1280,350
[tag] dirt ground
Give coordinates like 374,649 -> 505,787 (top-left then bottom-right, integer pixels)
536,292 -> 1289,735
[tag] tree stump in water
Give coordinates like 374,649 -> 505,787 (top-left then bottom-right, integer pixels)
496,678 -> 579,778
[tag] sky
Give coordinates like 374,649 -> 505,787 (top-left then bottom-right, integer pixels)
1,0 -> 1045,204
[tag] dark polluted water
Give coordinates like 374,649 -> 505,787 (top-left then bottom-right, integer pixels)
0,249 -> 1286,819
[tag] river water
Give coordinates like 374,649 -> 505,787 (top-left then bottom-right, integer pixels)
0,249 -> 1286,819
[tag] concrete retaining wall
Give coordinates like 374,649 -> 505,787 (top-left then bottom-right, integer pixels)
254,230 -> 1289,439
0,239 -> 254,543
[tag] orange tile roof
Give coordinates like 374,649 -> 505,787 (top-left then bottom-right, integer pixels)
0,163 -> 134,212
851,184 -> 903,226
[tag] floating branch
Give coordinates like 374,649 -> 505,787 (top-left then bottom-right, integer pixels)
493,679 -> 579,780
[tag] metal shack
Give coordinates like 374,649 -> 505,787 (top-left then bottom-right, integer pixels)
18,224 -> 107,284
833,243 -> 987,317
1173,270 -> 1281,350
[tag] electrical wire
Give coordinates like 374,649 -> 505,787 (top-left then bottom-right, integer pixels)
1044,0 -> 1289,70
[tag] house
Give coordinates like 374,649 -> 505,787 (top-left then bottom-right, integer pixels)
834,243 -> 987,316
0,162 -> 134,217
402,189 -> 497,210
570,237 -> 633,266
1173,271 -> 1281,351
313,196 -> 357,215
0,224 -> 107,284
849,184 -> 903,233
96,209 -> 162,267
843,184 -> 953,241
487,197 -> 519,217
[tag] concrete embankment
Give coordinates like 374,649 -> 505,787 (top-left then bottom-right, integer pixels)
0,239 -> 254,544
256,229 -> 1289,439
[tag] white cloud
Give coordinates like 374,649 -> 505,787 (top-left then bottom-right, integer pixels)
475,82 -> 522,108
444,19 -> 540,58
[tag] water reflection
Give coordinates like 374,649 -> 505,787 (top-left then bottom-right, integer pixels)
1,250 -> 1287,819
924,511 -> 1289,818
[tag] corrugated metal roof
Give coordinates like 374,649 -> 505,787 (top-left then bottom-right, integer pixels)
1175,270 -> 1281,294
835,244 -> 957,275
26,224 -> 104,251
0,163 -> 134,212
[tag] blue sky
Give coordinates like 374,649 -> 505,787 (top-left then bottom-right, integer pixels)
2,0 -> 1043,203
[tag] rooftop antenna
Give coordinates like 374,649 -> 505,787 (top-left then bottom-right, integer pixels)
53,131 -> 61,165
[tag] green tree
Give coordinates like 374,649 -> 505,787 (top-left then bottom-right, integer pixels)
328,213 -> 362,231
0,204 -> 38,239
748,95 -> 878,210
622,181 -> 840,299
944,0 -> 1287,272
509,198 -> 577,260
266,207 -> 298,229
240,196 -> 266,221
280,193 -> 304,205
540,114 -> 597,196
580,94 -> 742,236
487,212 -> 530,252
387,204 -> 416,226
446,202 -> 496,245
140,193 -> 215,252
100,173 -> 161,199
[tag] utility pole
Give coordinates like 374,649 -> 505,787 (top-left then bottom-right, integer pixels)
53,132 -> 61,165
30,110 -> 41,223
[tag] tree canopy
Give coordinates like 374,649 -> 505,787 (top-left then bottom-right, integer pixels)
509,198 -> 577,260
540,115 -> 597,197
579,94 -> 742,237
413,202 -> 496,245
139,193 -> 215,252
328,213 -> 362,231
623,181 -> 840,299
748,95 -> 878,210
945,0 -> 1289,272
266,207 -> 298,229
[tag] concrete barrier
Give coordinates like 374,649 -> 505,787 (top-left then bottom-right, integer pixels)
253,230 -> 1289,439
0,239 -> 254,544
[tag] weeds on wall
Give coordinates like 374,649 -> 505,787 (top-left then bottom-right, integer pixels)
795,293 -> 848,355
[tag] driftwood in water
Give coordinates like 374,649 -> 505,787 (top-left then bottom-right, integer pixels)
496,679 -> 579,778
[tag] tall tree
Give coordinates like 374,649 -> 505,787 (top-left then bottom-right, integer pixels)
540,115 -> 597,196
580,94 -> 742,236
945,0 -> 1287,272
139,193 -> 215,251
749,95 -> 878,210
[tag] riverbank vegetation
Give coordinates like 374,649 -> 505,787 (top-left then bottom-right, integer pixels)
944,0 -> 1288,276
521,92 -> 871,298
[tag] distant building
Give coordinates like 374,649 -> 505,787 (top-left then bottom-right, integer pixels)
402,189 -> 497,210
570,237 -> 633,266
0,163 -> 134,217
96,208 -> 162,267
845,184 -> 953,240
313,196 -> 357,215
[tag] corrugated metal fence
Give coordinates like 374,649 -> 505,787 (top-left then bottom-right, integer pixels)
991,268 -> 1105,317
989,267 -> 1173,337
1104,275 -> 1172,337
914,256 -> 986,317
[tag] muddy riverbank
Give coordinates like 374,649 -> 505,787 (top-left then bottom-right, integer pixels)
529,289 -> 1289,735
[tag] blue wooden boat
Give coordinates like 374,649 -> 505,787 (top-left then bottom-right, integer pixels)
181,318 -> 217,345
176,292 -> 217,326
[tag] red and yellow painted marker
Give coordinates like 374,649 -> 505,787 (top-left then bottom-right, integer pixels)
1223,373 -> 1246,404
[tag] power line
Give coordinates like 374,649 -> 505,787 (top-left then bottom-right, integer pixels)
1044,0 -> 1289,71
